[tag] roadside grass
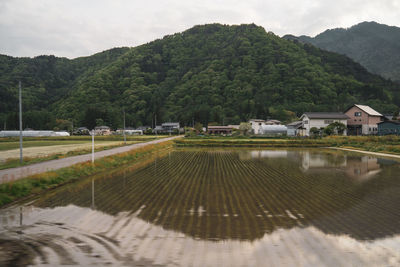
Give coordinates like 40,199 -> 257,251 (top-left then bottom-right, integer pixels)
0,140 -> 174,207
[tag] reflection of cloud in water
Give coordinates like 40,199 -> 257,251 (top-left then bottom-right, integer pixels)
1,205 -> 399,266
238,150 -> 289,160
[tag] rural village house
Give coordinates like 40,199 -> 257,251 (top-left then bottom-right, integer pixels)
154,122 -> 181,134
300,112 -> 349,136
345,104 -> 383,135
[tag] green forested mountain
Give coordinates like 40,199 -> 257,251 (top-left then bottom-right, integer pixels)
1,23 -> 399,130
284,21 -> 400,82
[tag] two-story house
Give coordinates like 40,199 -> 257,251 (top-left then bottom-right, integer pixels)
300,112 -> 349,136
345,104 -> 383,135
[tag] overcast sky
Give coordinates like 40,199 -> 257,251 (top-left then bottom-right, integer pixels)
1,0 -> 399,58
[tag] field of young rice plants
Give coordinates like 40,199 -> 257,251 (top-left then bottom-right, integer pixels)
1,148 -> 399,266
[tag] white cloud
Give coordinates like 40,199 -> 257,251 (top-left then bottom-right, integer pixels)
0,0 -> 399,58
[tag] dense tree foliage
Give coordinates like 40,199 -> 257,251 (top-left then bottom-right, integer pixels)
0,24 -> 399,130
285,21 -> 400,82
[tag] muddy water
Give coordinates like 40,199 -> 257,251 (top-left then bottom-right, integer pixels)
1,148 -> 400,266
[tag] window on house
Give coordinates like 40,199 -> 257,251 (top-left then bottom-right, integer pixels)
324,120 -> 334,124
304,120 -> 308,124
355,112 -> 362,117
259,123 -> 261,126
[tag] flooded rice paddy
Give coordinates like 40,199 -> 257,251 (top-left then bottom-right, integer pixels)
1,148 -> 400,266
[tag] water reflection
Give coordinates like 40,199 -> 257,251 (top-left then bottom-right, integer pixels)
240,149 -> 393,181
1,148 -> 400,266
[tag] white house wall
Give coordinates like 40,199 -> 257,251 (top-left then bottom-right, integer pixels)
302,116 -> 347,136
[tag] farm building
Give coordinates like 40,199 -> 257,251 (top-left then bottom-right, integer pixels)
154,122 -> 181,134
300,112 -> 349,136
286,121 -> 306,136
227,125 -> 240,130
345,104 -> 384,135
249,119 -> 266,134
94,126 -> 111,136
162,122 -> 180,133
378,120 -> 400,135
208,126 -> 233,135
116,129 -> 143,135
73,127 -> 90,135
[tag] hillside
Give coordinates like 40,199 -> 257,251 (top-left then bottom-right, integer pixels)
284,21 -> 400,82
1,23 -> 399,130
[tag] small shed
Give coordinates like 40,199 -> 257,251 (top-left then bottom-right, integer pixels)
287,121 -> 306,136
378,121 -> 400,135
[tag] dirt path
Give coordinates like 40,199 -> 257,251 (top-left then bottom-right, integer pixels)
328,147 -> 400,159
0,136 -> 181,184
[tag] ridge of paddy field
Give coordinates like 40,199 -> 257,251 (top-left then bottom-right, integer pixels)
176,136 -> 400,156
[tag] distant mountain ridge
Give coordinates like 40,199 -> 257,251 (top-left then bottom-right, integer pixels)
283,21 -> 400,82
0,23 -> 399,130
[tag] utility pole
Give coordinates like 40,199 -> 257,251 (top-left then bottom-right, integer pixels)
19,81 -> 23,164
91,130 -> 95,163
155,114 -> 157,136
123,109 -> 126,144
91,179 -> 95,209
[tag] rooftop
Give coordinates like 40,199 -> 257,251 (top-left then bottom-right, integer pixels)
302,112 -> 349,119
351,104 -> 382,116
287,121 -> 303,127
378,120 -> 400,125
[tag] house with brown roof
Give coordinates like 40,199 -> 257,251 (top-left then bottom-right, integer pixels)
344,104 -> 384,135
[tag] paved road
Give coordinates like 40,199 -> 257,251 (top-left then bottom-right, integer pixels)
0,136 -> 181,184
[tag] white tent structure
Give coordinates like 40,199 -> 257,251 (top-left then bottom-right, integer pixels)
260,125 -> 288,135
0,130 -> 70,137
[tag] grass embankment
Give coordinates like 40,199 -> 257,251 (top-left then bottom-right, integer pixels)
0,140 -> 174,207
328,135 -> 400,155
177,135 -> 400,155
0,135 -> 165,170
